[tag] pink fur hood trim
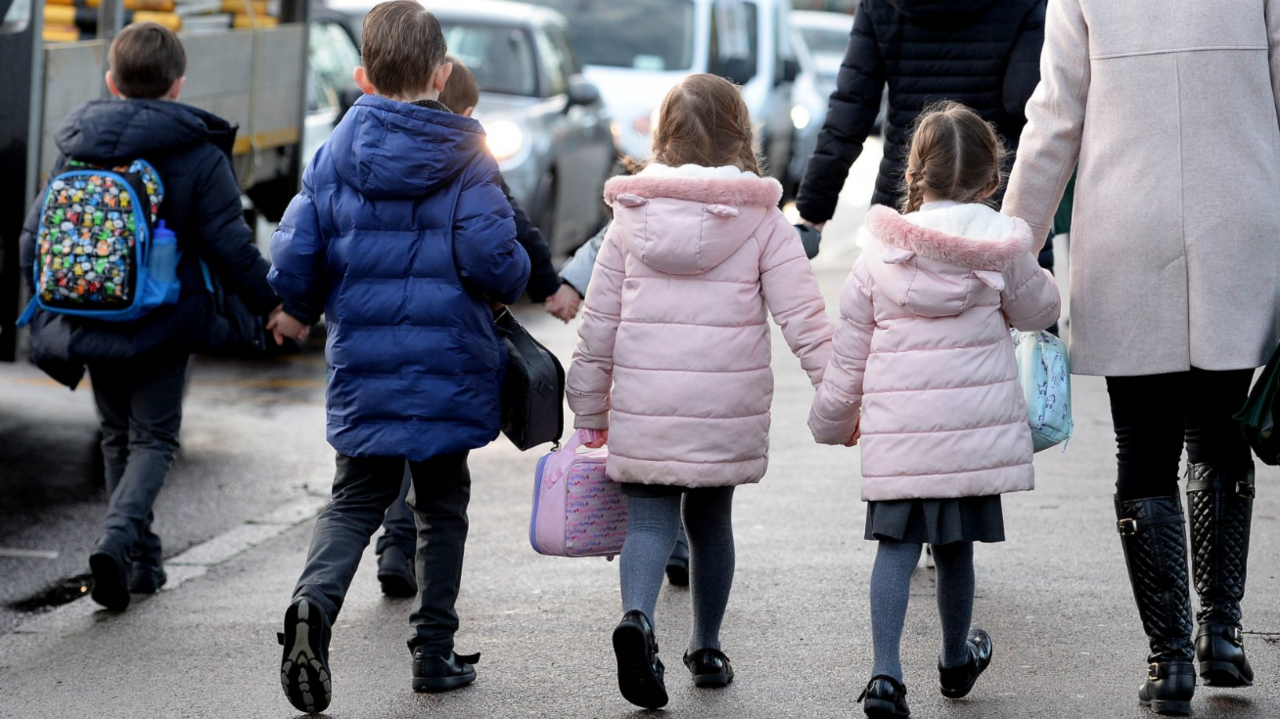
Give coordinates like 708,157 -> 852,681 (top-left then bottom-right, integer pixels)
864,204 -> 1033,271
605,173 -> 784,208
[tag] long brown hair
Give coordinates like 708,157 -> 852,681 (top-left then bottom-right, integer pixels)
651,74 -> 762,175
901,101 -> 1006,214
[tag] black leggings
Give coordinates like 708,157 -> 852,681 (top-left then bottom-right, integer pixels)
1106,369 -> 1254,500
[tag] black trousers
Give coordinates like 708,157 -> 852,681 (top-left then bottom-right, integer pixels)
293,451 -> 471,653
1106,369 -> 1254,500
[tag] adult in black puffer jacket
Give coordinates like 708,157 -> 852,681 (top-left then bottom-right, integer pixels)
797,0 -> 1046,221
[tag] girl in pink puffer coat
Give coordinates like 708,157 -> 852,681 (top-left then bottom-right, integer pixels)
566,75 -> 833,710
808,103 -> 1060,718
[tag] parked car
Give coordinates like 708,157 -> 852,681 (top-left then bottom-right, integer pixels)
518,0 -> 800,186
323,0 -> 615,254
304,6 -> 362,168
785,9 -> 884,194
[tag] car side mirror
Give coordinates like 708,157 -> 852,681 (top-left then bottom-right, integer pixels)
716,57 -> 755,87
782,56 -> 801,85
565,77 -> 601,112
336,86 -> 362,124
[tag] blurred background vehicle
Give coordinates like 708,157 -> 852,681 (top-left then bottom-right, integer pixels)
785,8 -> 884,196
325,0 -> 615,255
517,0 -> 800,186
304,5 -> 361,166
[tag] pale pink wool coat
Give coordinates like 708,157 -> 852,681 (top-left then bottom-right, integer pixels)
567,165 -> 834,488
809,202 -> 1061,502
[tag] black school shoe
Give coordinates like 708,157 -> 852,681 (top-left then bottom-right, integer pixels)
89,540 -> 130,611
684,648 -> 734,688
279,596 -> 332,714
128,560 -> 168,594
412,649 -> 480,692
858,675 -> 910,718
612,610 -> 669,709
376,546 -> 418,598
938,628 -> 993,699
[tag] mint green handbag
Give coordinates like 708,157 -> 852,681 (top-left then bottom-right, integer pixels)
1013,330 -> 1073,452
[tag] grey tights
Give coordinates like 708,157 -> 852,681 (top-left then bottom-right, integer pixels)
869,541 -> 976,681
619,487 -> 736,652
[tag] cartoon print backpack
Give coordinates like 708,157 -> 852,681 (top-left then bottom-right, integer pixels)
529,430 -> 628,558
1012,329 -> 1074,452
17,158 -> 200,327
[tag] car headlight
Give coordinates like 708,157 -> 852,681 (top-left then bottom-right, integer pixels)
791,105 -> 811,131
486,120 -> 526,163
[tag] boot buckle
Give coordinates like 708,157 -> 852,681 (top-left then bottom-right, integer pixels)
1148,662 -> 1160,681
1117,518 -> 1139,535
1236,481 -> 1255,500
1228,626 -> 1244,647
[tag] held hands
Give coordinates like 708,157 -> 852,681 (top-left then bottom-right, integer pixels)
266,304 -> 310,346
544,284 -> 582,323
581,428 -> 608,448
845,417 -> 862,447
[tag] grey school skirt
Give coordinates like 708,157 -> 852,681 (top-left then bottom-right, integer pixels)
864,495 -> 1005,545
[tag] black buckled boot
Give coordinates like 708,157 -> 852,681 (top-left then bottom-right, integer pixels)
1186,463 -> 1255,687
1116,495 -> 1196,716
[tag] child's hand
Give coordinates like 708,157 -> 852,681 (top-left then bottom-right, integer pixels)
581,428 -> 608,448
844,417 -> 862,447
544,284 -> 582,323
266,305 -> 310,346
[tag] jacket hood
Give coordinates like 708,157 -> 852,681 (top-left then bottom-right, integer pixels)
55,99 -> 237,161
888,0 -> 1001,20
604,165 -> 782,275
860,202 -> 1031,318
326,94 -> 489,200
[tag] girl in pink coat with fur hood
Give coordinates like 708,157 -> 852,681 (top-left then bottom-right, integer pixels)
808,103 -> 1060,718
566,75 -> 834,710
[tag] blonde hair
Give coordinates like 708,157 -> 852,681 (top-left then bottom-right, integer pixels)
651,74 -> 761,175
901,101 -> 1006,214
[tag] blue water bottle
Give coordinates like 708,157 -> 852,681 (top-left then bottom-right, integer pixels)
150,220 -> 178,284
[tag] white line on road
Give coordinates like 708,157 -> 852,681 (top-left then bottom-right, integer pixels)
0,548 -> 59,560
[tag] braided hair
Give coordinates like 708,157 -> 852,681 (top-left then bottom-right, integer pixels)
900,101 -> 1007,214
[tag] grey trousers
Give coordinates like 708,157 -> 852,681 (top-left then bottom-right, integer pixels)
377,467 -> 417,558
293,451 -> 471,653
89,355 -> 189,562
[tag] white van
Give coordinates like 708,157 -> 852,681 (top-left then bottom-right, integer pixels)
519,0 -> 799,182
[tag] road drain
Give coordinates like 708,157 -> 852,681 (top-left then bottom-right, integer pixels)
8,574 -> 92,614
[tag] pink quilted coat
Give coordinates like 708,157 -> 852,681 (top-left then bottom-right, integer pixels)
809,201 -> 1061,501
567,164 -> 834,488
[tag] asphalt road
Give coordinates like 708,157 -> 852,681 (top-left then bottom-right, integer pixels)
2,141 -> 1277,717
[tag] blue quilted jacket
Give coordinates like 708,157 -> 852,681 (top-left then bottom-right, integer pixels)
268,95 -> 530,461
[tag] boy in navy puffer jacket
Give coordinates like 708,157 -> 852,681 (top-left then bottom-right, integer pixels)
269,2 -> 529,712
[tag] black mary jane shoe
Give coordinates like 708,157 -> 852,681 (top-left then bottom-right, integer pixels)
412,649 -> 480,692
858,675 -> 910,718
683,648 -> 734,688
612,610 -> 669,709
938,628 -> 993,699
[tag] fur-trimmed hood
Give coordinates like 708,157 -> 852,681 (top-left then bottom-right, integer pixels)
603,164 -> 783,275
860,202 -> 1033,318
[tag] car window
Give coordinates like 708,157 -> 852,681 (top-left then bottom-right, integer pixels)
534,29 -> 568,97
709,0 -> 759,83
444,23 -> 539,97
551,27 -> 581,76
519,0 -> 696,71
309,22 -> 360,113
800,26 -> 850,56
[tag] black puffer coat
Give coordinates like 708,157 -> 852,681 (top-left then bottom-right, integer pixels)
20,99 -> 279,384
796,0 -> 1046,222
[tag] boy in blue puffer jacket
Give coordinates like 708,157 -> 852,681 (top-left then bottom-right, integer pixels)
268,2 -> 530,712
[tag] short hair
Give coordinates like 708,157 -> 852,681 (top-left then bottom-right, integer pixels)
438,55 -> 479,113
107,22 -> 187,100
361,1 -> 447,98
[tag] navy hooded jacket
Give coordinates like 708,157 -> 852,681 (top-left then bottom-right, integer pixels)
20,99 -> 280,381
268,95 -> 530,461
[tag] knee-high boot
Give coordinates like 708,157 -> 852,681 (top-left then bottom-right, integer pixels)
1186,463 -> 1255,687
1115,495 -> 1196,716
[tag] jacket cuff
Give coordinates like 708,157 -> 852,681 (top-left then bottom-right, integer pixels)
282,300 -> 322,326
574,413 -> 609,430
526,269 -> 561,303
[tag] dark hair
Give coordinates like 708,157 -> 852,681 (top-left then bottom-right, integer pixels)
361,0 -> 447,99
107,22 -> 187,100
652,74 -> 761,175
438,54 -> 479,113
901,101 -> 1006,214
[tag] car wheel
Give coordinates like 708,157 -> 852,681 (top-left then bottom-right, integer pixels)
533,171 -> 558,252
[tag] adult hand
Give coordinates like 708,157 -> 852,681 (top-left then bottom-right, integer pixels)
581,428 -> 608,448
544,284 -> 582,323
266,308 -> 309,346
844,417 -> 862,447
